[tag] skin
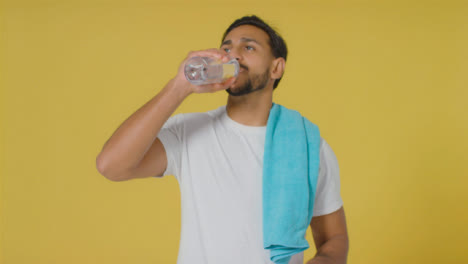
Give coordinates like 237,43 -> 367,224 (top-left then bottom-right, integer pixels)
96,24 -> 348,264
221,25 -> 284,127
221,25 -> 349,264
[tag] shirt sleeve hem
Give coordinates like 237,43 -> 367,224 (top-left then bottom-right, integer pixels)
312,200 -> 344,217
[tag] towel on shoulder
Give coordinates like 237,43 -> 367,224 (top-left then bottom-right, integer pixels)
263,103 -> 321,264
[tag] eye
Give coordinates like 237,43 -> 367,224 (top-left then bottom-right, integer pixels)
245,46 -> 255,51
223,47 -> 231,53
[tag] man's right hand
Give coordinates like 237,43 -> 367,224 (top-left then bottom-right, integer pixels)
96,49 -> 237,181
172,49 -> 237,95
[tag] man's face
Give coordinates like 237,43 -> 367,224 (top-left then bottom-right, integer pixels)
220,25 -> 275,96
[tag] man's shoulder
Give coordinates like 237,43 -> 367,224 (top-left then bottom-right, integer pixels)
168,105 -> 225,125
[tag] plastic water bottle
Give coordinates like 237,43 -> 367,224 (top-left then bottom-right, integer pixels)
184,57 -> 239,85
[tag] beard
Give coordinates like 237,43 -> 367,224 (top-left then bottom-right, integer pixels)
226,66 -> 270,97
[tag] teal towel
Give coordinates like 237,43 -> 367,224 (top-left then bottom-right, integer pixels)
263,103 -> 321,264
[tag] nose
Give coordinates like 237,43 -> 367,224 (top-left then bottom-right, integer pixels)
228,47 -> 242,62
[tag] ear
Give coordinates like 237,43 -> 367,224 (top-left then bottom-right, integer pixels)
270,57 -> 286,80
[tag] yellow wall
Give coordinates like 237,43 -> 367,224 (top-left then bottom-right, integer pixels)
2,0 -> 467,263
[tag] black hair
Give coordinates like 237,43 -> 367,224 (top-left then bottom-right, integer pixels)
221,15 -> 288,89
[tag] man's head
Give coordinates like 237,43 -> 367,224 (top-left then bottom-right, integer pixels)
220,15 -> 288,96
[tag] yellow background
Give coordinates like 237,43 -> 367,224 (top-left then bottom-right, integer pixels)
2,0 -> 467,263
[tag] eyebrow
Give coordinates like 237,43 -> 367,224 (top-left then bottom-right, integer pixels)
221,37 -> 262,47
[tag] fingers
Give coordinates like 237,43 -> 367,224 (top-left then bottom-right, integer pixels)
194,76 -> 236,94
176,48 -> 230,78
175,48 -> 235,94
213,76 -> 236,91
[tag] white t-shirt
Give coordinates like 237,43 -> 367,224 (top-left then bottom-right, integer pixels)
155,105 -> 343,264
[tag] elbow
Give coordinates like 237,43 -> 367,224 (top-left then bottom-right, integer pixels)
96,153 -> 118,181
96,153 -> 132,182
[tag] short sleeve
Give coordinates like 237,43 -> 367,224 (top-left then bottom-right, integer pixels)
312,138 -> 344,217
153,114 -> 184,180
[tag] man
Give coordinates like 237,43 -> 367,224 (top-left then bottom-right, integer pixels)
96,15 -> 349,264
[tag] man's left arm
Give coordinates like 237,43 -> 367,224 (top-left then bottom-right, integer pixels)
306,206 -> 349,264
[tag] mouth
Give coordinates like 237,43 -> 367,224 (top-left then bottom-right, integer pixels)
239,65 -> 248,73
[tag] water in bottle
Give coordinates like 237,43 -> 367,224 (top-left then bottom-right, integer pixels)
184,57 -> 239,85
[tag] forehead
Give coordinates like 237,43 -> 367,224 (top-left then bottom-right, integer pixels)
223,25 -> 270,47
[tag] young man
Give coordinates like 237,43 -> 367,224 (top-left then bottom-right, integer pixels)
96,15 -> 349,264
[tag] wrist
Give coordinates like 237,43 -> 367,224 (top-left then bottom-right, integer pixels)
166,76 -> 193,100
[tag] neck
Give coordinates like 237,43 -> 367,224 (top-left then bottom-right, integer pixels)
226,87 -> 273,126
